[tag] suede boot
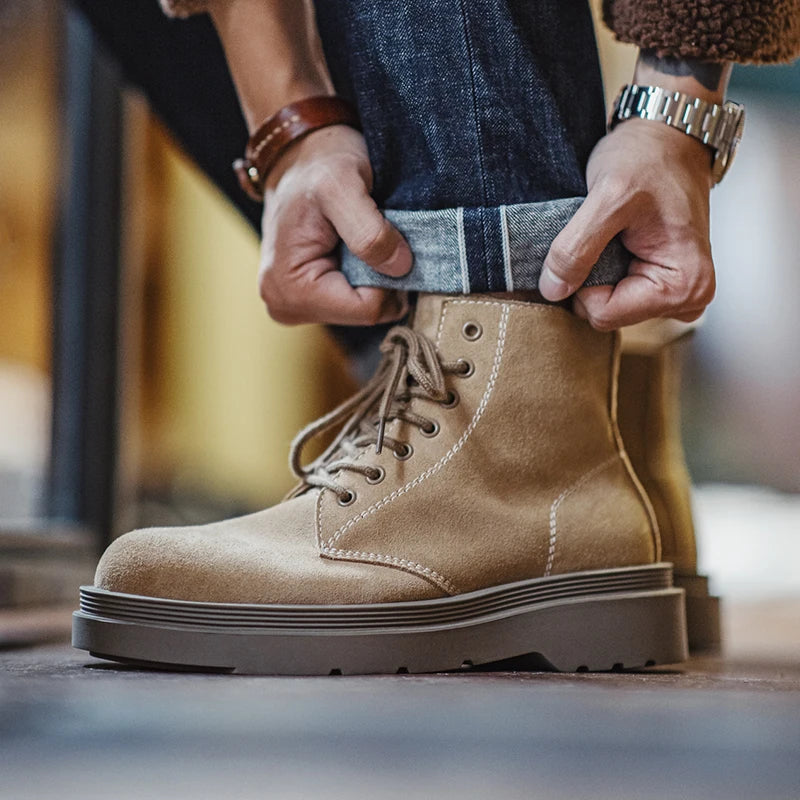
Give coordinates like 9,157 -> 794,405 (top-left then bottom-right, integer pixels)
74,295 -> 687,674
617,343 -> 721,651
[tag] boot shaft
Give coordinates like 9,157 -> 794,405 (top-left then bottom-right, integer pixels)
618,343 -> 696,573
316,295 -> 659,593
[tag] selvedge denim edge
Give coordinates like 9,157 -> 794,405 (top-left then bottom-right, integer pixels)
341,197 -> 630,293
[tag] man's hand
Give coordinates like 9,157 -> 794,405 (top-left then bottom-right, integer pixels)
539,118 -> 716,330
258,125 -> 412,326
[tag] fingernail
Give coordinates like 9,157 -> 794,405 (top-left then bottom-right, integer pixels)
539,267 -> 571,302
378,242 -> 413,278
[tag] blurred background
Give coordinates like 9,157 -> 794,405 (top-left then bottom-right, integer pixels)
0,0 -> 797,642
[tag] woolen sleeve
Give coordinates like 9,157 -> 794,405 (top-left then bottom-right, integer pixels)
603,0 -> 800,63
159,0 -> 209,18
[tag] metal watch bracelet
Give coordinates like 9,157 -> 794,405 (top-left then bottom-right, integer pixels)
610,84 -> 745,184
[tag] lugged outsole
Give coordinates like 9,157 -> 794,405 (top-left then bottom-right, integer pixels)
73,563 -> 688,675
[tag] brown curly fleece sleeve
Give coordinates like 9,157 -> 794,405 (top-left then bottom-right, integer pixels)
603,0 -> 800,63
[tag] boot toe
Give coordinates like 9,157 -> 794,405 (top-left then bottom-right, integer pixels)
94,526 -> 202,600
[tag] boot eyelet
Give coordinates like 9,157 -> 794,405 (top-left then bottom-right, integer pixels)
442,389 -> 459,409
393,442 -> 414,460
455,358 -> 474,378
461,321 -> 482,341
365,466 -> 385,485
420,420 -> 440,438
337,489 -> 357,506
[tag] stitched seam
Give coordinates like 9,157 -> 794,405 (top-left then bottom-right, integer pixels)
435,303 -> 449,347
319,548 -> 460,595
319,304 -> 510,591
327,303 -> 508,546
251,115 -> 301,158
545,455 -> 619,577
456,0 -> 490,206
499,205 -> 513,291
478,207 -> 489,291
456,207 -> 470,294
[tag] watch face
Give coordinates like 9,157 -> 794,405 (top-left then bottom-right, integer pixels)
713,105 -> 746,184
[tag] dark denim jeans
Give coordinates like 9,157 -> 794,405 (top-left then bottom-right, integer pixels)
313,0 -> 628,293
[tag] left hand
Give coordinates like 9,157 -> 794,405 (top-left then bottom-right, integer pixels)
539,118 -> 717,330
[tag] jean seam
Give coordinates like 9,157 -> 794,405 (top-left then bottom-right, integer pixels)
457,0 -> 490,207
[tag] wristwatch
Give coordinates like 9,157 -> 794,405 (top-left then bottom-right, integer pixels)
610,84 -> 746,184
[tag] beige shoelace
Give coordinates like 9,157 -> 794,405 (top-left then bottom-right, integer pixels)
289,325 -> 469,503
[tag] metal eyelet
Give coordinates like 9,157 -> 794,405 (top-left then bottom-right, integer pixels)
441,389 -> 459,409
455,358 -> 475,378
393,442 -> 414,461
365,466 -> 385,485
337,489 -> 357,506
420,420 -> 440,438
461,321 -> 482,341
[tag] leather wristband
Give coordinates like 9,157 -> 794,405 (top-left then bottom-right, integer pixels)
233,96 -> 361,201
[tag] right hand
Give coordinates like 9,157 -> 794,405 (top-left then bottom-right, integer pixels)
258,124 -> 413,326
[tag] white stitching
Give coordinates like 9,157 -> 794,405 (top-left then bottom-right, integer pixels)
251,114 -> 301,158
326,302 -> 508,546
499,205 -> 513,291
317,303 -> 510,594
456,207 -> 470,294
438,299 -> 517,348
545,455 -> 619,577
319,547 -> 460,595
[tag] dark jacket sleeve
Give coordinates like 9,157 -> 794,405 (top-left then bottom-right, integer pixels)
603,0 -> 800,63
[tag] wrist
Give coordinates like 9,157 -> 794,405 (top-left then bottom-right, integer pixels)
242,78 -> 332,136
617,118 -> 714,179
209,0 -> 333,133
235,96 -> 362,200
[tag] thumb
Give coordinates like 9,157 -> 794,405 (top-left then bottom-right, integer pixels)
540,188 -> 628,302
320,177 -> 413,278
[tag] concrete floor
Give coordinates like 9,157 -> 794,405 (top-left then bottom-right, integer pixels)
2,598 -> 799,800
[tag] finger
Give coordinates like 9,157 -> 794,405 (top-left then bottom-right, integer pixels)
263,261 -> 408,326
573,264 -> 679,330
540,185 -> 630,302
317,176 -> 413,278
671,309 -> 705,323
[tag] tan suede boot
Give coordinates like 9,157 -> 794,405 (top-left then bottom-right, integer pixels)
617,343 -> 721,651
74,295 -> 687,674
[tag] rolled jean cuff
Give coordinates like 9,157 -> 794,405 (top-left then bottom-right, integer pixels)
340,197 -> 631,293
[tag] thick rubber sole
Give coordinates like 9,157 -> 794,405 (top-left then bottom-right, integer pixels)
72,563 -> 688,675
674,572 -> 721,652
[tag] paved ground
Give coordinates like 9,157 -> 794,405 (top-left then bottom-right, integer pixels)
1,598 -> 799,800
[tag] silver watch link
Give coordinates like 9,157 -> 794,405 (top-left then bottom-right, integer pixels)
610,84 -> 746,184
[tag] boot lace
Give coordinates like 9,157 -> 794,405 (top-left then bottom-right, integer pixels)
288,325 -> 469,503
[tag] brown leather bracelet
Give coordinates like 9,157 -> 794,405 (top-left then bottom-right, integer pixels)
232,96 -> 361,201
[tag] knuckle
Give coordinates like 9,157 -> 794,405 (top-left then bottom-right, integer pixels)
258,279 -> 295,324
677,258 -> 716,308
264,298 -> 301,326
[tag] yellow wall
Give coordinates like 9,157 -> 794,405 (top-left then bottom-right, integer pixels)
0,5 -> 57,374
590,0 -> 638,109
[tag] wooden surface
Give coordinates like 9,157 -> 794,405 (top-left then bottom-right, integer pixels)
1,598 -> 798,800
